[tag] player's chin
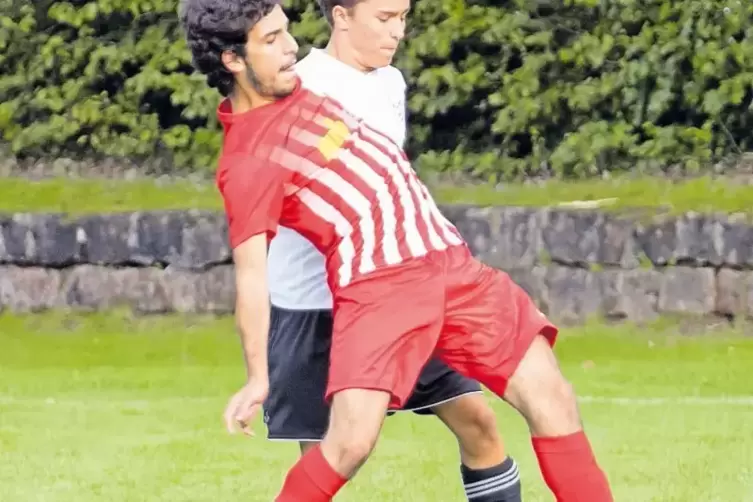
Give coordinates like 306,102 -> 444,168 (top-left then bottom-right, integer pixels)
371,50 -> 396,68
273,75 -> 297,97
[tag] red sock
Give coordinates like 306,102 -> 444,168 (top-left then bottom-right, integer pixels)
275,445 -> 347,502
532,431 -> 613,502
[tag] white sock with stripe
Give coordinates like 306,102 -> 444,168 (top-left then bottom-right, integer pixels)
461,457 -> 521,501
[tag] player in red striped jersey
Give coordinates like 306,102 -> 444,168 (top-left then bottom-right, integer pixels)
265,4 -> 519,500
180,2 -> 614,501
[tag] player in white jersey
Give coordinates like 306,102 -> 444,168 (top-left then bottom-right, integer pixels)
262,0 -> 521,499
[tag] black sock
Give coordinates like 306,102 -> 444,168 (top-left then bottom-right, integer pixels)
461,457 -> 521,501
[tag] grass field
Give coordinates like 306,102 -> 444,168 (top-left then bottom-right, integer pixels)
1,312 -> 752,501
4,174 -> 753,215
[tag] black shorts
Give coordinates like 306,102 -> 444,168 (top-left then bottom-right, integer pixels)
263,305 -> 483,441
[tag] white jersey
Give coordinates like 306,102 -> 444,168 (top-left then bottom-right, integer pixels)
266,48 -> 408,310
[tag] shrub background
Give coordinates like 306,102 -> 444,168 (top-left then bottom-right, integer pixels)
1,0 -> 752,180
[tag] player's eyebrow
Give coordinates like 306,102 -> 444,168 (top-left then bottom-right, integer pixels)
260,20 -> 290,39
377,7 -> 410,16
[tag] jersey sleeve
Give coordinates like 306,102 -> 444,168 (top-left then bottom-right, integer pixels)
217,152 -> 285,249
390,69 -> 408,147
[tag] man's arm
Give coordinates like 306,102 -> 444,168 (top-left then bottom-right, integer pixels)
232,233 -> 271,382
217,151 -> 284,434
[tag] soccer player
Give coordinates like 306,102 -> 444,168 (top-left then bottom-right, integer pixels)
262,1 -> 518,499
180,1 -> 614,501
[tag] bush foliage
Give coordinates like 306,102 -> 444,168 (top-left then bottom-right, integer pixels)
1,0 -> 753,180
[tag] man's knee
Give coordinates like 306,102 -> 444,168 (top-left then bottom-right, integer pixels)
320,388 -> 390,478
504,334 -> 581,436
433,394 -> 506,467
323,432 -> 378,476
465,401 -> 499,440
439,395 -> 500,446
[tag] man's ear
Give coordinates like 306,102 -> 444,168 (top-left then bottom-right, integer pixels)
331,5 -> 350,32
221,50 -> 246,74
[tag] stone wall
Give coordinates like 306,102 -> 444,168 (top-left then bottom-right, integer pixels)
1,207 -> 752,323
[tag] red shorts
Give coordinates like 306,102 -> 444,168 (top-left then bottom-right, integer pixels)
326,245 -> 559,408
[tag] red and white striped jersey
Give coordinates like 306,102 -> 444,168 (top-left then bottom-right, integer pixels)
217,79 -> 465,289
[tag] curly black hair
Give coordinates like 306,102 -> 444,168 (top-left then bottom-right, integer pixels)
316,0 -> 361,25
179,0 -> 280,96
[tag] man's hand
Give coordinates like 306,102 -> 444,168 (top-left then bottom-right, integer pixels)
225,232 -> 272,436
224,378 -> 270,436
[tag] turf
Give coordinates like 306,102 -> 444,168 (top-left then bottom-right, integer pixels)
1,312 -> 751,501
3,174 -> 753,215
433,175 -> 753,216
3,177 -> 221,215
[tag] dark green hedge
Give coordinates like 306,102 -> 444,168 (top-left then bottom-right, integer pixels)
2,0 -> 753,180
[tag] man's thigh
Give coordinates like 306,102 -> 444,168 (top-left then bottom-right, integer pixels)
264,305 -> 333,442
438,252 -> 559,397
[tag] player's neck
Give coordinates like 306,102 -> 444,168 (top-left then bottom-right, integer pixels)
228,85 -> 275,114
325,38 -> 375,74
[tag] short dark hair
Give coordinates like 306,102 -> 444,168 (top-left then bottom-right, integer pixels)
316,0 -> 361,25
180,0 -> 280,96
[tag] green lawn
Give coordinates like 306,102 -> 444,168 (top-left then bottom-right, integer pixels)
4,174 -> 753,215
4,177 -> 221,215
1,312 -> 752,501
434,175 -> 753,215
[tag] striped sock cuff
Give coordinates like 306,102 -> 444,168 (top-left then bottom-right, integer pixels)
462,457 -> 521,501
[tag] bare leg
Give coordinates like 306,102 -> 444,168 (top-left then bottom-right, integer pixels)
433,394 -> 522,501
319,389 -> 390,477
432,394 -> 505,468
502,335 -> 582,437
435,259 -> 614,502
501,335 -> 613,502
275,389 -> 390,501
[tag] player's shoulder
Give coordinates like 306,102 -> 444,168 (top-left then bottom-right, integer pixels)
293,49 -> 324,83
376,65 -> 407,90
216,149 -> 259,185
216,123 -> 285,180
215,144 -> 292,199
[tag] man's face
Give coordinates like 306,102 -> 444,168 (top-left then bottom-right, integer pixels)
338,0 -> 410,69
232,4 -> 300,99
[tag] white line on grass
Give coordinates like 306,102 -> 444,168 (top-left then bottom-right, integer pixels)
0,396 -> 752,407
577,396 -> 753,406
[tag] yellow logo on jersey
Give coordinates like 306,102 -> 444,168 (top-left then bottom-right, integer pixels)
318,118 -> 349,161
